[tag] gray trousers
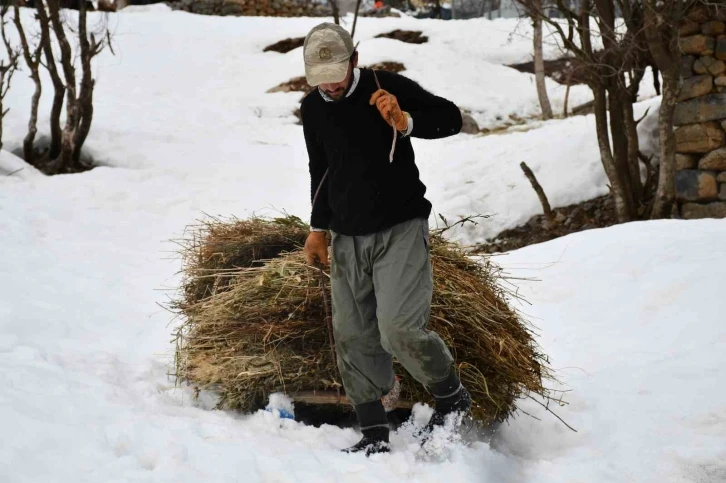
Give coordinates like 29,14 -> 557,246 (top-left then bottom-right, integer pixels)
330,217 -> 456,425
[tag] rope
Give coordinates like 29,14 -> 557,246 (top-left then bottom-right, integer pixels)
372,70 -> 397,163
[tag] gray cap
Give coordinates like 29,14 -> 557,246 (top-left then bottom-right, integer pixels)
303,23 -> 354,87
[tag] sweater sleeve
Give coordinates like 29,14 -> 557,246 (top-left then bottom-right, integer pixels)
378,71 -> 462,140
301,98 -> 332,230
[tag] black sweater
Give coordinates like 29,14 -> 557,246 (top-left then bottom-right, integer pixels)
301,69 -> 462,236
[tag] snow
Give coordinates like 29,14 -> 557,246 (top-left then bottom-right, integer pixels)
1,7 -> 724,483
0,150 -> 43,179
266,393 -> 296,419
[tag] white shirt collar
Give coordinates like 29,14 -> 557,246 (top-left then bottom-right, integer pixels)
319,68 -> 361,102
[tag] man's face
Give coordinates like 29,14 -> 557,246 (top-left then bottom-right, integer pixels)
319,54 -> 358,101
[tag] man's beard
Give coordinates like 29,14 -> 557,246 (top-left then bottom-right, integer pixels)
323,73 -> 353,102
324,87 -> 347,100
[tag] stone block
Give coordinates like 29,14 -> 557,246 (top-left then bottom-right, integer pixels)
219,3 -> 244,14
676,154 -> 697,170
676,170 -> 718,201
719,172 -> 726,182
699,147 -> 726,170
721,184 -> 726,200
675,122 -> 726,153
681,55 -> 696,79
702,21 -> 726,36
680,35 -> 716,56
716,76 -> 726,87
717,36 -> 726,61
678,75 -> 714,102
694,56 -> 726,76
686,5 -> 710,23
680,20 -> 701,36
681,202 -> 726,219
674,94 -> 726,125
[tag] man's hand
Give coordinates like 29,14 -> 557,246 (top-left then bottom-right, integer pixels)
304,231 -> 329,266
370,89 -> 408,132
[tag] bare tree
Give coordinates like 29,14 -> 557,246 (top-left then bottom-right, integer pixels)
643,0 -> 689,219
532,0 -> 553,119
41,0 -> 108,173
0,6 -> 19,152
527,0 -> 654,222
11,3 -> 45,164
515,0 -> 554,119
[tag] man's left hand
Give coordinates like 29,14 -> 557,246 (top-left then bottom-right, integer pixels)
370,89 -> 408,132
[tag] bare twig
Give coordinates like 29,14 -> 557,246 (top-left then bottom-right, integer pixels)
6,167 -> 24,177
351,0 -> 362,40
520,162 -> 554,222
527,394 -> 578,432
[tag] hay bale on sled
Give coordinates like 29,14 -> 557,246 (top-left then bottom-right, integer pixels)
175,215 -> 309,304
172,216 -> 551,425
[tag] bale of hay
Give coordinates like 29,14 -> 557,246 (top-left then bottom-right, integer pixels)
174,215 -> 309,304
172,217 -> 551,425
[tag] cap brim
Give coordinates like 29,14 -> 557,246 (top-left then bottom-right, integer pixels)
305,61 -> 348,87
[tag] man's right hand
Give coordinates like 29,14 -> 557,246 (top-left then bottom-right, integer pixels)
304,231 -> 329,266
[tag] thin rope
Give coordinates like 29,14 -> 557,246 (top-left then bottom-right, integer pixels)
372,70 -> 397,163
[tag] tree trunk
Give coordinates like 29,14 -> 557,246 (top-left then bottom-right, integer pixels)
650,74 -> 678,219
532,0 -> 553,120
12,5 -> 42,165
36,1 -> 65,159
606,84 -> 636,217
351,0 -> 362,40
47,0 -> 79,173
563,68 -> 574,118
623,96 -> 643,208
593,86 -> 632,222
330,0 -> 340,24
72,0 -> 94,168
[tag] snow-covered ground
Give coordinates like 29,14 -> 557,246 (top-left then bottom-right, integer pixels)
1,7 -> 724,483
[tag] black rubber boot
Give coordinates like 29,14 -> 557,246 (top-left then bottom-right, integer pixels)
422,385 -> 472,434
417,370 -> 472,441
343,400 -> 391,456
342,427 -> 391,456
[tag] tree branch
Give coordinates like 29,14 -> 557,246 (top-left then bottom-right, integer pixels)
520,161 -> 554,222
36,0 -> 65,159
12,4 -> 44,163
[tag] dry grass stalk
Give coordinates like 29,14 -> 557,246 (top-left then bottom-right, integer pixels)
171,216 -> 552,425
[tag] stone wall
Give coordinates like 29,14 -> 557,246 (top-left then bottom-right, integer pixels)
170,0 -> 331,17
675,5 -> 726,219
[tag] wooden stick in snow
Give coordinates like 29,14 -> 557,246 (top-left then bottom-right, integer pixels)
520,161 -> 554,222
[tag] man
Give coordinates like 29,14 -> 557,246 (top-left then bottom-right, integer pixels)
300,23 -> 470,456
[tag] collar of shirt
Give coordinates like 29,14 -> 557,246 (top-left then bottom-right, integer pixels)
318,68 -> 361,103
